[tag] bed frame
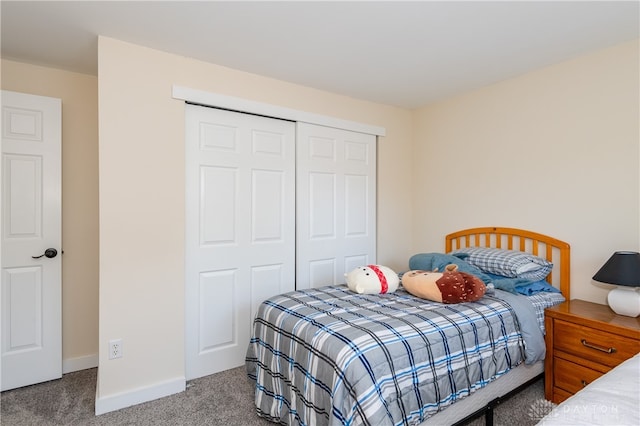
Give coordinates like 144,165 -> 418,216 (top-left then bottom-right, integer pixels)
421,227 -> 571,425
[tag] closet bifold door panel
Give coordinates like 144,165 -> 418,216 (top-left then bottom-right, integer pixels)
185,105 -> 295,380
296,122 -> 377,290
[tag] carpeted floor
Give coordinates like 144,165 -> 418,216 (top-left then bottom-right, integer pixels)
1,366 -> 550,425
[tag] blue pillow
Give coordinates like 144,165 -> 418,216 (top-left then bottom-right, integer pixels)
515,280 -> 561,296
482,272 -> 560,295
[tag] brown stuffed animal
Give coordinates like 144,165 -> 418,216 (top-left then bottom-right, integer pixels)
402,264 -> 486,303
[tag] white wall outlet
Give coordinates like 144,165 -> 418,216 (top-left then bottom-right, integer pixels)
109,339 -> 123,359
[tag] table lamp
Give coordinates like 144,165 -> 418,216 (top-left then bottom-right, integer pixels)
592,251 -> 640,317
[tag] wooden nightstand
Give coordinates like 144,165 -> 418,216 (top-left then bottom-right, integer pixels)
544,299 -> 640,404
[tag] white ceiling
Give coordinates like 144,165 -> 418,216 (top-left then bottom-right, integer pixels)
2,1 -> 638,109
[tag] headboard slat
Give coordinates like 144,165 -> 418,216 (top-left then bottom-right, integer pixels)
445,227 -> 570,300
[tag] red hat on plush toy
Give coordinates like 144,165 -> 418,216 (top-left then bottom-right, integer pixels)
402,264 -> 486,303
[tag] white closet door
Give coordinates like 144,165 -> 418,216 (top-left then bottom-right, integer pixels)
185,105 -> 295,380
296,123 -> 376,289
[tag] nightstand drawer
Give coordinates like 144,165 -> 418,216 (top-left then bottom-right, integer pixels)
554,357 -> 603,395
554,320 -> 639,367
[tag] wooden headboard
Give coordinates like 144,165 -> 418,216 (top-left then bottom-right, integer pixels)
445,227 -> 571,300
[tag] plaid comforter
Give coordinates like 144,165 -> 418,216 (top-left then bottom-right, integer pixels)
246,286 -> 529,426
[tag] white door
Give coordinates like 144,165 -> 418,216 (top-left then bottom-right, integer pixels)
185,105 -> 295,380
296,123 -> 376,289
1,90 -> 62,391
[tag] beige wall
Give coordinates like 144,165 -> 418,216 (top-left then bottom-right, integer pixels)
96,36 -> 414,404
412,39 -> 640,303
1,59 -> 99,368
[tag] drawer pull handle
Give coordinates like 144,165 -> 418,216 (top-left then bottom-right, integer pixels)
580,339 -> 616,354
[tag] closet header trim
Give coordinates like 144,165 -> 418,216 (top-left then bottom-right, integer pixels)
172,85 -> 386,137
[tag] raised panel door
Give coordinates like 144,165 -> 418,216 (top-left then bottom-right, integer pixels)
296,123 -> 376,289
1,90 -> 62,391
185,105 -> 295,380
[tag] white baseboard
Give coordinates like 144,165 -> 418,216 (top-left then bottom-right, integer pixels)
94,376 -> 186,415
63,354 -> 98,374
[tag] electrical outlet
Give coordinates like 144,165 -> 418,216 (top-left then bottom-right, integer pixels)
109,339 -> 123,359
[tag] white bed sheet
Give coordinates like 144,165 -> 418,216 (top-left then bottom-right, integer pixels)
538,353 -> 640,426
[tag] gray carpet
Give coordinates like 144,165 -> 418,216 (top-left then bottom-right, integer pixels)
1,367 -> 550,425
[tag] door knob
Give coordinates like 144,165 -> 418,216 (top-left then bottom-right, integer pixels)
32,248 -> 58,259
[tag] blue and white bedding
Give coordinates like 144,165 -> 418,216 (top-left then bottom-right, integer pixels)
528,292 -> 566,334
408,252 -> 558,295
246,285 -> 564,426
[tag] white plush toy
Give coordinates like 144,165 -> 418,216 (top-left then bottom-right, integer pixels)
345,265 -> 400,295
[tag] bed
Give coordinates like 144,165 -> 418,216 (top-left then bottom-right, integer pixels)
246,227 -> 571,425
537,353 -> 640,425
